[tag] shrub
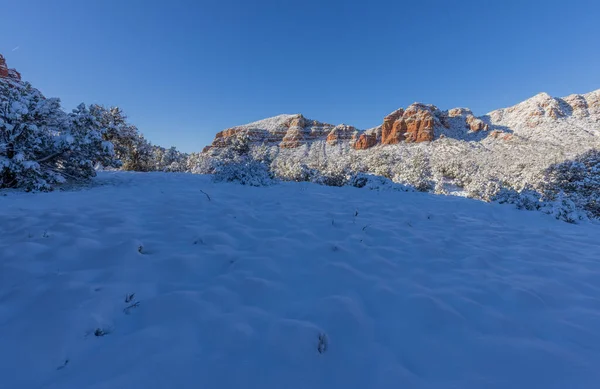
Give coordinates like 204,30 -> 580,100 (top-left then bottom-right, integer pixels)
1,81 -> 117,191
540,149 -> 600,219
213,157 -> 274,186
348,172 -> 411,191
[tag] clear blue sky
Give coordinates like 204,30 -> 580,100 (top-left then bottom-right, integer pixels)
2,0 -> 599,153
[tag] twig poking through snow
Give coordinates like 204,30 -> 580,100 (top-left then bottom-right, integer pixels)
200,190 -> 211,201
125,293 -> 135,303
56,359 -> 69,370
123,301 -> 140,314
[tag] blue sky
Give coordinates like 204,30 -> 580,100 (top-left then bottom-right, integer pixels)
2,0 -> 599,152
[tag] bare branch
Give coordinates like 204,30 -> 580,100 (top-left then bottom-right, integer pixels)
200,189 -> 211,201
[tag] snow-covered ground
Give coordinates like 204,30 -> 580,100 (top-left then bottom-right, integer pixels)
1,172 -> 600,389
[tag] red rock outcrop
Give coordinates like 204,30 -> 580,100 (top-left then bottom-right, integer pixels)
205,114 -> 337,150
466,115 -> 489,132
447,108 -> 470,118
442,107 -> 490,133
353,133 -> 378,150
380,108 -> 404,144
401,104 -> 436,143
0,54 -> 21,81
327,125 -> 359,145
378,104 -> 436,146
280,128 -> 304,148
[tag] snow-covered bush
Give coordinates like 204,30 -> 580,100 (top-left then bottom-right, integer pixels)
495,186 -> 542,211
1,81 -> 117,191
272,159 -> 314,182
89,105 -> 188,172
539,149 -> 600,220
211,134 -> 274,186
88,105 -> 155,172
213,157 -> 274,186
348,172 -> 412,191
540,191 -> 587,224
392,150 -> 434,192
152,146 -> 188,172
186,152 -> 216,174
311,164 -> 350,187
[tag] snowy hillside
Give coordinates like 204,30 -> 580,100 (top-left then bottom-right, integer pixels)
1,172 -> 600,389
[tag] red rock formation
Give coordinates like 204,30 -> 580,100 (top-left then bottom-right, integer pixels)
380,109 -> 404,144
327,125 -> 359,145
401,104 -> 435,143
0,54 -> 21,80
211,128 -> 240,147
353,133 -> 378,150
280,128 -> 304,148
466,115 -> 489,132
378,104 -> 436,144
447,108 -> 470,118
204,114 -> 338,150
441,107 -> 490,133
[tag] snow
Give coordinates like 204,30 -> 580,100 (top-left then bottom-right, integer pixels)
234,114 -> 301,132
1,172 -> 600,389
484,89 -> 600,143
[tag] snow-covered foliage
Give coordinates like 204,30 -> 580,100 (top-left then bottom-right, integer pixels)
186,152 -> 216,174
191,89 -> 600,221
88,105 -> 155,172
197,127 -> 600,222
76,104 -> 189,173
0,80 -> 117,191
348,172 -> 412,191
211,134 -> 274,186
151,145 -> 188,172
539,149 -> 600,220
213,157 -> 274,186
1,78 -> 189,191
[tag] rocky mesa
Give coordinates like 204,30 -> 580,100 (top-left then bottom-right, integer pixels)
202,89 -> 600,153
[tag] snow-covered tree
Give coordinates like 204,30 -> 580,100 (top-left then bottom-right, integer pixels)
539,149 -> 600,220
152,146 -> 188,172
1,81 -> 116,191
96,106 -> 153,171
